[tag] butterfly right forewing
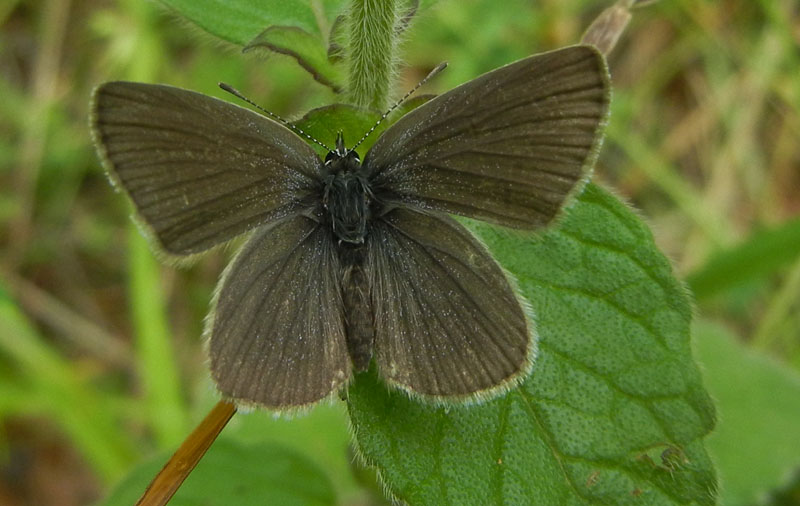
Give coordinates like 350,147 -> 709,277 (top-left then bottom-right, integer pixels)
364,45 -> 610,230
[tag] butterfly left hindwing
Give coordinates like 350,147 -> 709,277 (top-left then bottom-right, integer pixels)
208,215 -> 351,409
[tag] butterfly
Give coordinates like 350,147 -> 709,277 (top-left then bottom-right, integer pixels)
90,45 -> 610,409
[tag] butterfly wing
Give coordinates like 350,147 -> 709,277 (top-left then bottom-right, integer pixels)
364,45 -> 609,229
367,208 -> 532,399
208,216 -> 351,409
90,82 -> 322,256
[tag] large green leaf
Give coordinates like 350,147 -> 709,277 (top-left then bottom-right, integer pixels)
348,184 -> 718,504
158,0 -> 345,45
695,320 -> 800,506
245,26 -> 345,92
158,0 -> 348,92
103,438 -> 337,506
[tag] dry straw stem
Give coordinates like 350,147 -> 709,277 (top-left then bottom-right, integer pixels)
582,0 -> 662,55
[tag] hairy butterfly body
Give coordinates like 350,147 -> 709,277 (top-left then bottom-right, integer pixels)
322,135 -> 376,371
90,45 -> 610,409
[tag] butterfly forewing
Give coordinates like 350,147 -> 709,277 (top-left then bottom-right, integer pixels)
364,45 -> 609,230
90,82 -> 321,256
208,216 -> 351,408
367,208 -> 532,398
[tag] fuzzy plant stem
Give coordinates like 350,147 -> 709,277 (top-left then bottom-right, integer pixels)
347,0 -> 398,109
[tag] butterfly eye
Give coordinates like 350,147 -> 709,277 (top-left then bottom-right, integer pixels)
324,151 -> 338,165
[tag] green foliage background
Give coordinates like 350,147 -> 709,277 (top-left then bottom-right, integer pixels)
1,0 -> 799,504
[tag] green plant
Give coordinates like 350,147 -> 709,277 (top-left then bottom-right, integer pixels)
104,0 -> 719,503
2,0 -> 799,505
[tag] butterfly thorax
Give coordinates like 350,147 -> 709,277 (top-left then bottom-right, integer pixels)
322,149 -> 372,244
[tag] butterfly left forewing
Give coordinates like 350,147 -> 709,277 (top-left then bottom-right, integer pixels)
367,208 -> 533,400
364,45 -> 610,230
91,82 -> 322,256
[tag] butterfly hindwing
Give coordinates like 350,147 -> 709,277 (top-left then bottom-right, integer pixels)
367,208 -> 533,399
208,216 -> 351,409
90,82 -> 322,256
363,45 -> 610,230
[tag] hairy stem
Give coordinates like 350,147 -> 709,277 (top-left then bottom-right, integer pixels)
347,0 -> 398,109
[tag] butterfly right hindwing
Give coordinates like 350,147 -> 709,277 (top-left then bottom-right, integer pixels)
366,208 -> 533,399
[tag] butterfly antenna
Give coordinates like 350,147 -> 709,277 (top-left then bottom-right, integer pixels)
219,82 -> 333,152
349,62 -> 448,153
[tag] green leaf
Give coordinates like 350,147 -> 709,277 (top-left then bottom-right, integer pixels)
686,217 -> 800,300
222,401 -> 363,501
327,15 -> 347,62
348,184 -> 718,504
292,95 -> 434,157
292,103 -> 379,159
694,320 -> 800,506
245,26 -> 345,92
158,0 -> 345,45
103,439 -> 337,506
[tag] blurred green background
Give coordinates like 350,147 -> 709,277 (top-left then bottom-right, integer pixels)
1,0 -> 799,504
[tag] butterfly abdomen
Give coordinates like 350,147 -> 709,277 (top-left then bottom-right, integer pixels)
340,246 -> 374,371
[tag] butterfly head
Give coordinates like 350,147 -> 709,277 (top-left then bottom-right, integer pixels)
324,132 -> 361,166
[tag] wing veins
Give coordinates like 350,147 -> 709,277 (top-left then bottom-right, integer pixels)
223,224 -> 319,393
383,217 -> 521,383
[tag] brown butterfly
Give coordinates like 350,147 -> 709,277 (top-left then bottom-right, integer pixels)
90,45 -> 610,410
